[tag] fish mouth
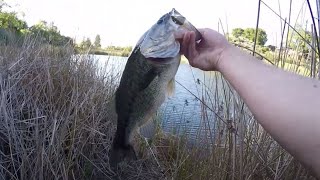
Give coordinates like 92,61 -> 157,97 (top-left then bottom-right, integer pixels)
170,8 -> 202,41
139,8 -> 202,59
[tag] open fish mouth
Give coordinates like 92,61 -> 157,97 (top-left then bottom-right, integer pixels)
139,8 -> 202,60
170,8 -> 202,41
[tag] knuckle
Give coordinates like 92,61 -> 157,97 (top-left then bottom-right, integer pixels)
189,59 -> 195,67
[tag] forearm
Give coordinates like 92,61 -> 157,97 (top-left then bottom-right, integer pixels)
218,45 -> 320,175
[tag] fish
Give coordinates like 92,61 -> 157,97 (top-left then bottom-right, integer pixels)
110,8 -> 202,167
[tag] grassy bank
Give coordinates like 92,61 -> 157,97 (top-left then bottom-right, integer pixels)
0,38 -> 121,179
75,48 -> 130,57
1,0 -> 319,178
0,37 -> 317,179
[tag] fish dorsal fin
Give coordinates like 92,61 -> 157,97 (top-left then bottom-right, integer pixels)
166,78 -> 175,97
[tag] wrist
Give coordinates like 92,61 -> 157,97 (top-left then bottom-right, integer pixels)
216,43 -> 234,72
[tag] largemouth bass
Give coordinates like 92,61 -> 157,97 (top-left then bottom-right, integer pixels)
110,8 -> 201,166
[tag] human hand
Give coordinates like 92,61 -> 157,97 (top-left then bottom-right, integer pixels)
176,28 -> 231,71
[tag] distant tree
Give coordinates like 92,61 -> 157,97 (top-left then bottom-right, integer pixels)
0,8 -> 73,47
85,38 -> 92,48
243,28 -> 268,46
288,25 -> 312,54
79,38 -> 92,50
232,28 -> 244,38
29,21 -> 73,46
94,34 -> 101,48
0,11 -> 28,45
267,45 -> 276,52
231,28 -> 268,46
0,12 -> 27,32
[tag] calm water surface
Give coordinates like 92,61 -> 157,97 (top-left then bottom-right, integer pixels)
96,55 -> 225,139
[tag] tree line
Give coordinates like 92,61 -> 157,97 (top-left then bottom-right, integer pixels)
76,36 -> 133,57
0,8 -> 72,46
0,3 -> 132,57
230,27 -> 313,64
1,1 -> 312,59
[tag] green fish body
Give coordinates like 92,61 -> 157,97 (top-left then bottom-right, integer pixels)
110,8 -> 201,166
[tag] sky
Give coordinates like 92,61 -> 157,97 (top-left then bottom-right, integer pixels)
4,0 -> 317,47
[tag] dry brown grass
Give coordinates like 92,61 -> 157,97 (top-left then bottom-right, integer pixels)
0,35 -> 317,180
0,37 -> 121,179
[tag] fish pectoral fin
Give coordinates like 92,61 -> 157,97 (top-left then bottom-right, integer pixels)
166,78 -> 175,97
139,68 -> 159,91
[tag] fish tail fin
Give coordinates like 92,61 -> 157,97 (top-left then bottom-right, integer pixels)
109,143 -> 137,168
166,78 -> 175,97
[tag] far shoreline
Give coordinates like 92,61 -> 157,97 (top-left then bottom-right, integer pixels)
93,53 -> 190,64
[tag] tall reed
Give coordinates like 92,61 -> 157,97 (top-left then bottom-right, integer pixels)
0,36 -> 119,179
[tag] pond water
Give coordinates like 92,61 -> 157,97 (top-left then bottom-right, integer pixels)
96,55 -> 226,140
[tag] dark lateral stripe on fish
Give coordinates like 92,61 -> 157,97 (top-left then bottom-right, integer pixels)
114,49 -> 159,147
138,68 -> 158,91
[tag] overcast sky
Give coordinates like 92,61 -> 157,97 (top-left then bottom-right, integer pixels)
5,0 -> 316,47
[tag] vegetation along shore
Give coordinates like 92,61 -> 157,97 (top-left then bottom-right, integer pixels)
0,1 -> 318,179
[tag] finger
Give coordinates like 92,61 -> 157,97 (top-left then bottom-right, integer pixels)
174,29 -> 187,40
189,32 -> 198,57
187,32 -> 198,60
175,31 -> 185,54
181,32 -> 190,55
